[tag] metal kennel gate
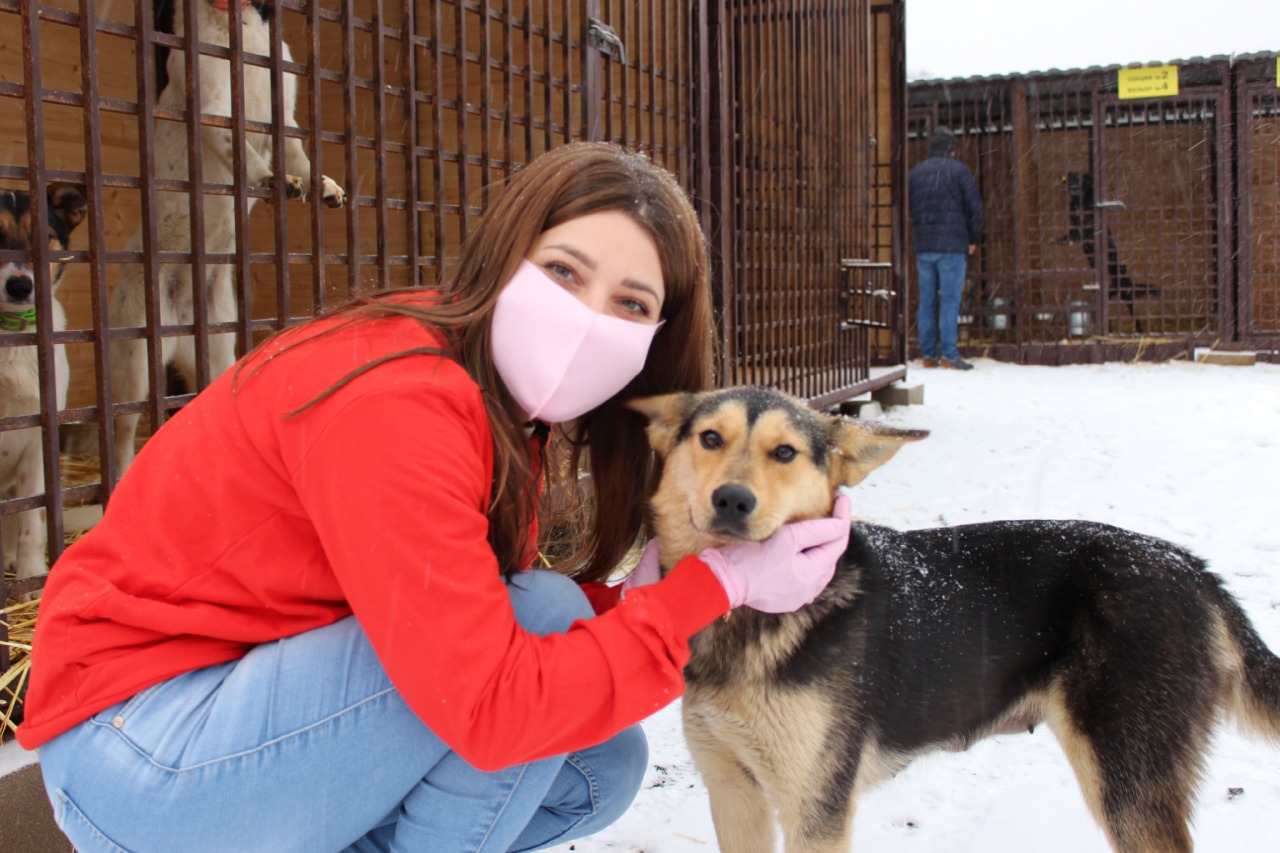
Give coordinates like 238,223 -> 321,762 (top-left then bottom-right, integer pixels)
719,0 -> 907,407
1236,55 -> 1280,351
906,57 -> 1269,362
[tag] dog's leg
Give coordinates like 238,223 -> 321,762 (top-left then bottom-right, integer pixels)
684,713 -> 777,853
770,747 -> 859,853
1048,679 -> 1201,853
777,794 -> 856,853
281,131 -> 346,208
280,127 -> 346,208
107,258 -> 151,475
9,435 -> 49,589
167,264 -> 236,394
198,119 -> 285,199
1,512 -> 19,578
275,43 -> 346,209
207,264 -> 238,378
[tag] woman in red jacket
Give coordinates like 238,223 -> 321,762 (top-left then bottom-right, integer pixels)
22,142 -> 850,852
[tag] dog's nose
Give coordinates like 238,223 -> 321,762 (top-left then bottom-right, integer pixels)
711,484 -> 757,523
5,274 -> 33,303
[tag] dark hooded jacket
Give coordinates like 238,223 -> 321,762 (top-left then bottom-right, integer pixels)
908,128 -> 984,254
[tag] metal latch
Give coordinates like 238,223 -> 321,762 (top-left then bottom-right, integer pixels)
588,20 -> 627,65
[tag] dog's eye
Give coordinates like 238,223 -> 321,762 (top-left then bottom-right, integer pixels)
699,430 -> 723,450
772,444 -> 797,463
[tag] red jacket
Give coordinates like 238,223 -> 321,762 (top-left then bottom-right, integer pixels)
18,307 -> 729,769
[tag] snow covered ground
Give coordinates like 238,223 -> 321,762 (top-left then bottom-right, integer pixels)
550,357 -> 1280,853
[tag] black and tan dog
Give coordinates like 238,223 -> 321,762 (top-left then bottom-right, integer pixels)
627,386 -> 1280,853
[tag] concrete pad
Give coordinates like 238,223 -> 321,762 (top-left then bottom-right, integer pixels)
838,399 -> 883,420
872,382 -> 924,407
0,760 -> 72,853
1194,350 -> 1256,366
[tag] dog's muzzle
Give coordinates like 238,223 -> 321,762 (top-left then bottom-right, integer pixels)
710,484 -> 757,534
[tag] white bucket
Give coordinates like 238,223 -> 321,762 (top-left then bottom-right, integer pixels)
1067,301 -> 1093,337
985,297 -> 1009,330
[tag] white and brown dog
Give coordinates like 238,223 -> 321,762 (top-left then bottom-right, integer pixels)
109,0 -> 346,473
1,184 -> 87,590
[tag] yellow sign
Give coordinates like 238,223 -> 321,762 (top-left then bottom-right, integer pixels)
1118,65 -> 1179,99
1276,57 -> 1279,87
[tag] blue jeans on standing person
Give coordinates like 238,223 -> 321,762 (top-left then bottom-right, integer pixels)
37,571 -> 647,853
915,251 -> 967,360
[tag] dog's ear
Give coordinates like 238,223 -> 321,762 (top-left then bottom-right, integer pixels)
47,183 -> 88,232
624,393 -> 695,457
828,415 -> 928,488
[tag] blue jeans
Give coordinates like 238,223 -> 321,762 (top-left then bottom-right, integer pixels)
915,251 -> 967,360
37,571 -> 647,853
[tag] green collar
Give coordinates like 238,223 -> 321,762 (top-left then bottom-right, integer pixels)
0,309 -> 37,331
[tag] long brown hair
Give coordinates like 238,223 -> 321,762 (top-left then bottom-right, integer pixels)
240,142 -> 715,582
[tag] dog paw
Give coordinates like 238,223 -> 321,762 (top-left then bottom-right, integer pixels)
261,174 -> 308,201
320,176 -> 347,208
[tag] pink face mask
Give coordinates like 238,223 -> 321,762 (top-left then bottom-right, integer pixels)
491,260 -> 663,423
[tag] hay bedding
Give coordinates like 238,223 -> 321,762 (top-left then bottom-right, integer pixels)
1,452 -> 99,740
1,592 -> 37,740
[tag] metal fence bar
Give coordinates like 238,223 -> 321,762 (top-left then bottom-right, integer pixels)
230,2 -> 254,350
453,2 -> 470,242
307,0 -> 329,309
79,0 -> 115,502
180,0 -> 212,390
372,0 -> 390,290
21,0 -> 64,593
402,0 -> 421,287
133,0 -> 166,458
341,0 -> 360,293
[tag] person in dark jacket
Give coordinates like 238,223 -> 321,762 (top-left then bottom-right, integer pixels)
908,126 -> 984,370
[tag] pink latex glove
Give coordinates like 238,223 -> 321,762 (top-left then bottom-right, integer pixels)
699,494 -> 852,613
619,538 -> 662,599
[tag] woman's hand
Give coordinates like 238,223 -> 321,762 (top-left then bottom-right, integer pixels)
619,538 -> 662,599
699,494 -> 852,613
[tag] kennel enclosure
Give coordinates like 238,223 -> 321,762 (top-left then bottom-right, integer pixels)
907,53 -> 1280,363
1,0 -> 908,639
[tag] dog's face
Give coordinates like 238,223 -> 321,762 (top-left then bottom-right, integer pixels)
627,387 -> 927,567
0,184 -> 87,329
1062,171 -> 1092,199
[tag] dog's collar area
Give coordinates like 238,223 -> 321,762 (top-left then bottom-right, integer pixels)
208,0 -> 255,10
0,309 -> 36,331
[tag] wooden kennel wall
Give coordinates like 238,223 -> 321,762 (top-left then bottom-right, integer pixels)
906,54 -> 1280,364
1236,54 -> 1280,352
1,1 -> 906,612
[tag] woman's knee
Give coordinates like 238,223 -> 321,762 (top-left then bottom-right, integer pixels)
506,569 -> 595,636
576,724 -> 649,828
604,724 -> 649,805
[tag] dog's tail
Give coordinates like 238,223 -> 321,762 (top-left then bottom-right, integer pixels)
1219,591 -> 1280,744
